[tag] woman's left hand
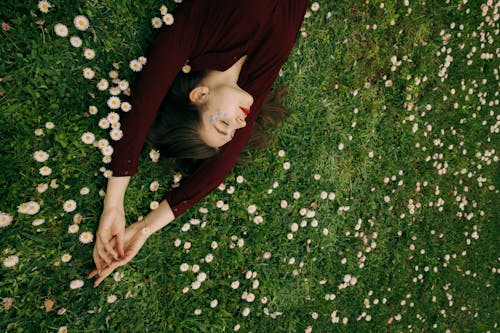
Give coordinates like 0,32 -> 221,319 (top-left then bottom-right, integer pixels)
88,221 -> 150,287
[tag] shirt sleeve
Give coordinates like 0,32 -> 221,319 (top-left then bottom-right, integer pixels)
163,0 -> 308,217
110,0 -> 203,176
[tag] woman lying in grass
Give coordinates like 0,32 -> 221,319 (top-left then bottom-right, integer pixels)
88,0 -> 308,287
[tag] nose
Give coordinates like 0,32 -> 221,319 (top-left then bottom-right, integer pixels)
236,114 -> 246,128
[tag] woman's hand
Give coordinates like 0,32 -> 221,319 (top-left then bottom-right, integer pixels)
93,206 -> 126,273
88,221 -> 149,287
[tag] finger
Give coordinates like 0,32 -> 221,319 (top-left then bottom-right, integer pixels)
93,262 -> 119,287
93,247 -> 105,272
101,234 -> 119,260
96,237 -> 114,265
115,231 -> 125,258
88,269 -> 98,279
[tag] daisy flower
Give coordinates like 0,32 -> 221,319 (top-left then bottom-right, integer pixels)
101,145 -> 114,157
107,96 -> 121,109
63,200 -> 77,213
98,118 -> 110,129
50,179 -> 59,189
73,15 -> 90,31
102,156 -> 111,164
149,149 -> 160,162
182,64 -> 191,73
247,204 -> 257,214
197,272 -> 207,282
97,138 -> 109,149
39,166 -> 52,176
110,129 -> 123,141
152,17 -> 162,29
79,231 -> 94,244
107,294 -> 117,303
210,299 -> 218,308
83,67 -> 95,80
37,183 -> 49,193
121,102 -> 132,112
45,121 -> 55,129
109,86 -> 121,96
18,201 -> 41,215
38,0 -> 51,13
34,128 -> 44,136
149,181 -> 160,191
32,219 -> 45,226
70,36 -> 82,48
34,150 -> 49,162
58,326 -> 68,333
311,2 -> 320,11
69,279 -> 84,289
68,224 -> 79,234
205,253 -> 214,263
84,48 -> 95,60
162,13 -> 174,25
88,105 -> 98,114
129,59 -> 143,72
160,5 -> 168,15
150,201 -> 159,210
109,70 -> 119,79
3,255 -> 19,267
118,80 -> 129,90
61,254 -> 72,262
73,213 -> 83,224
0,212 -> 13,227
138,56 -> 147,65
80,187 -> 90,195
54,23 -> 68,37
81,132 -> 95,144
97,78 -> 109,91
231,280 -> 240,289
106,112 -> 120,124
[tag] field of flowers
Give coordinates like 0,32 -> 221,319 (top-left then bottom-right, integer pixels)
1,0 -> 498,332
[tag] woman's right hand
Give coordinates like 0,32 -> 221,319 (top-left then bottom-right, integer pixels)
93,205 -> 126,274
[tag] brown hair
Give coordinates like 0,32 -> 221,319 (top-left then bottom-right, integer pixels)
146,70 -> 290,174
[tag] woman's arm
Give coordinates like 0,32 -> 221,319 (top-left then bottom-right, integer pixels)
89,200 -> 175,287
93,176 -> 130,272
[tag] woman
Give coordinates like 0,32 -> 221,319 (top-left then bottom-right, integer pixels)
88,0 -> 308,287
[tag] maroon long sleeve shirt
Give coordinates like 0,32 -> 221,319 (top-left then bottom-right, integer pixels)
111,0 -> 308,217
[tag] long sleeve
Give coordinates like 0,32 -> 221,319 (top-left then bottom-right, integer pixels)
110,0 -> 202,176
164,0 -> 308,217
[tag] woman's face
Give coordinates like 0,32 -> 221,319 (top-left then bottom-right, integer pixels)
197,84 -> 254,148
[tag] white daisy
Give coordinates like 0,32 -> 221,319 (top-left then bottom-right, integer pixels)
162,13 -> 174,25
61,254 -> 72,262
0,212 -> 13,227
102,156 -> 111,164
109,86 -> 121,96
38,0 -> 51,13
54,23 -> 68,37
70,36 -> 82,48
34,150 -> 49,162
98,118 -> 110,129
50,179 -> 59,189
106,112 -> 120,124
138,56 -> 147,65
69,279 -> 84,289
3,255 -> 19,267
109,70 -> 119,79
37,183 -> 48,193
73,15 -> 90,31
81,132 -> 95,144
68,224 -> 79,234
88,105 -> 98,114
107,294 -> 117,303
121,102 -> 132,112
39,166 -> 52,176
149,181 -> 159,191
110,129 -> 123,141
101,145 -> 114,157
45,121 -> 55,129
79,231 -> 94,244
83,67 -> 95,80
63,200 -> 77,213
32,219 -> 45,226
160,5 -> 168,15
152,17 -> 162,29
129,59 -> 143,72
97,139 -> 109,149
80,187 -> 90,195
97,78 -> 109,91
149,149 -> 160,162
118,80 -> 129,90
84,48 -> 95,60
107,96 -> 121,109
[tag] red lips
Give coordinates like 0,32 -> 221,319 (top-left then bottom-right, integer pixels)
240,107 -> 250,116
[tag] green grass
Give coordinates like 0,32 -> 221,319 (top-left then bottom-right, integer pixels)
1,0 -> 498,332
